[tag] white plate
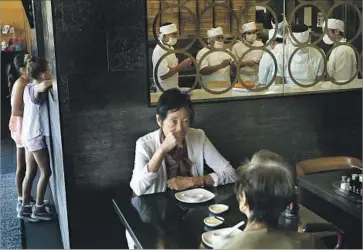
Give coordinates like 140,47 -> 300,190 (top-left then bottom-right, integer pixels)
209,204 -> 229,214
175,188 -> 215,203
202,227 -> 242,248
204,216 -> 223,227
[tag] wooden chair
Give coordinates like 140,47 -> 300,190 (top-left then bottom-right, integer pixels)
296,156 -> 362,177
296,157 -> 362,248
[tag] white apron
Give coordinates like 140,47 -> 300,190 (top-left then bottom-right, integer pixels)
152,44 -> 179,90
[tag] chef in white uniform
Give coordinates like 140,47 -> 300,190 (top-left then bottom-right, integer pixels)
196,27 -> 234,88
322,18 -> 357,82
152,22 -> 192,91
258,29 -> 284,85
271,14 -> 287,42
276,24 -> 324,85
232,22 -> 264,84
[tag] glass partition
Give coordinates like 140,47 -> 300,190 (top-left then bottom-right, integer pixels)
146,0 -> 362,105
283,0 -> 362,96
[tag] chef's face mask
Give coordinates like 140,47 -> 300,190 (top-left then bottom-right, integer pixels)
323,29 -> 338,45
245,33 -> 257,43
213,41 -> 224,49
288,30 -> 309,47
167,37 -> 177,46
323,35 -> 334,45
209,35 -> 224,48
163,32 -> 178,46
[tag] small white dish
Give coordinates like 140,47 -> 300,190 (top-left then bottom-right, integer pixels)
202,227 -> 242,248
203,216 -> 223,227
175,188 -> 215,204
209,204 -> 229,214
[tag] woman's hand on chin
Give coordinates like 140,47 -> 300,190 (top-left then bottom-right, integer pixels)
161,132 -> 183,153
167,176 -> 194,191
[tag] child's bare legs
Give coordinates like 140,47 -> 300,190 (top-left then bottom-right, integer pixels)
22,149 -> 37,206
17,150 -> 38,221
32,148 -> 51,205
15,147 -> 26,198
30,147 -> 52,220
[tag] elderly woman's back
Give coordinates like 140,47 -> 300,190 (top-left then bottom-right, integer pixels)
221,227 -> 325,249
220,150 -> 325,249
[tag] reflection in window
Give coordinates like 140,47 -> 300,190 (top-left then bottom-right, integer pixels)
278,24 -> 325,86
323,19 -> 358,83
146,0 -> 362,104
196,27 -> 236,92
152,22 -> 193,91
232,22 -> 264,85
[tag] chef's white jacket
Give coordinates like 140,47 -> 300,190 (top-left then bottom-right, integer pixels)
277,45 -> 324,84
232,40 -> 264,83
196,47 -> 233,87
328,38 -> 357,82
152,44 -> 179,90
258,44 -> 283,85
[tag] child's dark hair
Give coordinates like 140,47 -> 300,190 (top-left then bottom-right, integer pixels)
156,88 -> 194,124
26,55 -> 48,81
6,53 -> 29,97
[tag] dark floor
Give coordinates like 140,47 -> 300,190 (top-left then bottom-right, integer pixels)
1,139 -> 63,249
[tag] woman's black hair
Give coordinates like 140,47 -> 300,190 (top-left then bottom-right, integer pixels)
6,53 -> 27,97
6,63 -> 19,97
14,53 -> 26,71
235,151 -> 294,228
291,24 -> 308,33
161,22 -> 173,27
156,88 -> 194,124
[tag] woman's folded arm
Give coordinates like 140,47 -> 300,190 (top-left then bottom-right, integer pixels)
130,140 -> 160,196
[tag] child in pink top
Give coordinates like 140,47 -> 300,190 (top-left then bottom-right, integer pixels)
6,53 -> 38,212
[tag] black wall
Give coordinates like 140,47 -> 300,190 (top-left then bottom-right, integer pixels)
33,0 -> 362,248
32,0 -> 70,248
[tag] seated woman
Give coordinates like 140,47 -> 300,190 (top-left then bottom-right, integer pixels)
130,88 -> 236,196
220,150 -> 325,249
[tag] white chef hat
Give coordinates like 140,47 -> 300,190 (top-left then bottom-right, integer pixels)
242,22 -> 256,33
160,23 -> 178,35
268,29 -> 283,40
207,27 -> 223,38
290,24 -> 310,44
323,18 -> 344,33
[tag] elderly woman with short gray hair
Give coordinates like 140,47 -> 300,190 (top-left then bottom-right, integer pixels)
220,150 -> 325,249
